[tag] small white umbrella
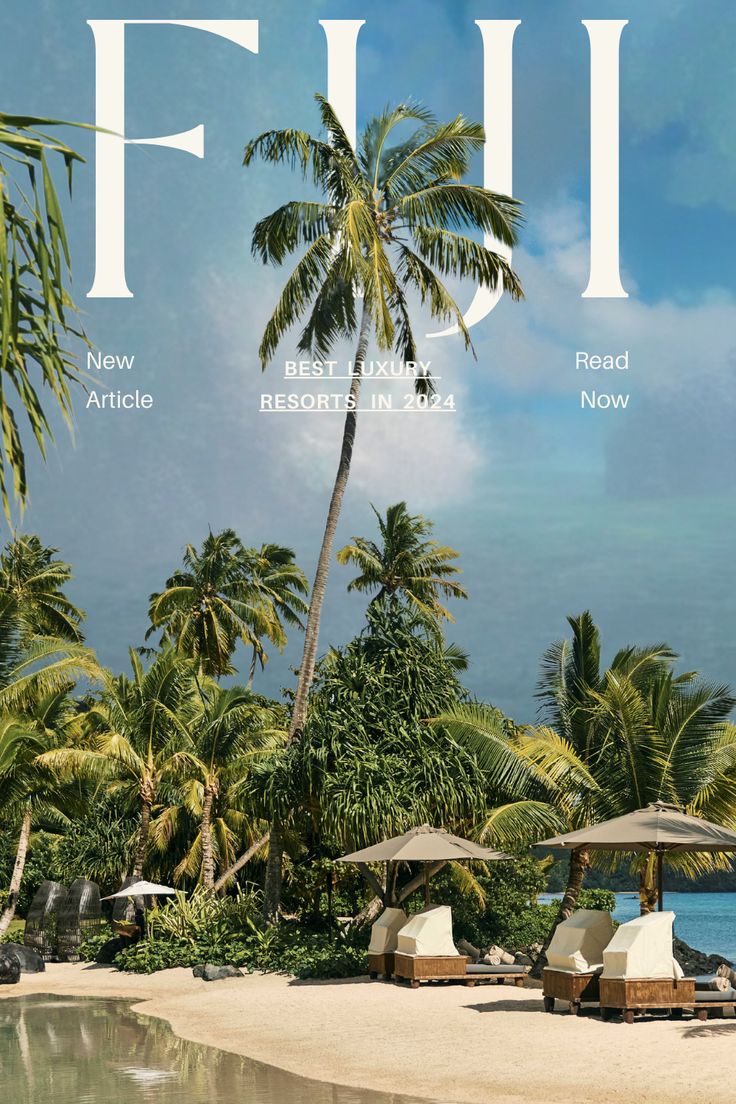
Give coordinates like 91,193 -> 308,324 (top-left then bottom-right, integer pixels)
102,880 -> 178,934
102,880 -> 177,900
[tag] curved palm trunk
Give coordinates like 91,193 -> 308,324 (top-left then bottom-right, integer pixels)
213,831 -> 269,893
531,846 -> 590,979
200,783 -> 216,890
288,300 -> 372,743
132,786 -> 154,880
0,807 -> 32,935
262,301 -> 372,923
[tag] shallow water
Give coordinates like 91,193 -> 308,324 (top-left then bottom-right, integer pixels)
0,995 -> 427,1104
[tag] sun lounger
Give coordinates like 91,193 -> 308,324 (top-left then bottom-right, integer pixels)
542,909 -> 614,1014
688,975 -> 736,1019
367,907 -> 407,979
599,912 -> 701,1023
392,906 -> 472,988
466,962 -> 528,987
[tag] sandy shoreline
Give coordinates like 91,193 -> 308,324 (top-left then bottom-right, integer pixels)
3,963 -> 736,1104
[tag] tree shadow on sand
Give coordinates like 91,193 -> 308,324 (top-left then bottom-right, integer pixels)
466,998 -> 543,1013
683,1019 -> 736,1039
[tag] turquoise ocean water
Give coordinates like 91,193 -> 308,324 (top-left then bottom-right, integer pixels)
612,892 -> 736,963
541,892 -> 736,963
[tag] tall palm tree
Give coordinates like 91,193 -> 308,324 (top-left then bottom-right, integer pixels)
584,666 -> 736,911
0,114 -> 89,520
438,613 -> 679,968
147,530 -> 308,682
245,95 -> 522,744
337,501 -> 467,627
245,94 -> 523,918
0,534 -> 84,642
42,648 -> 198,878
530,611 -> 676,932
151,684 -> 285,889
0,657 -> 96,934
0,718 -> 43,934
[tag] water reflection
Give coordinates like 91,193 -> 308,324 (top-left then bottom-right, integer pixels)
0,996 -> 426,1104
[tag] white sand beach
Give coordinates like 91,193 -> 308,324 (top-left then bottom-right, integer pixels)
2,963 -> 735,1104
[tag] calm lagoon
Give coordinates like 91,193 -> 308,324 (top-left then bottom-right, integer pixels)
1,995 -> 426,1104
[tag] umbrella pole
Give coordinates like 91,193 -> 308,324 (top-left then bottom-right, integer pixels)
424,866 -> 429,907
657,851 -> 663,911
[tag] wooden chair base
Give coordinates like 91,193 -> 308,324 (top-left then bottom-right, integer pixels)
600,976 -> 697,1023
393,952 -> 470,987
542,968 -> 601,1015
367,952 -> 395,979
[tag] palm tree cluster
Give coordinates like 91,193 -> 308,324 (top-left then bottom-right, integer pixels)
0,528 -> 306,926
0,536 -> 96,933
1,514 -> 735,950
2,97 -> 735,956
439,611 -> 736,966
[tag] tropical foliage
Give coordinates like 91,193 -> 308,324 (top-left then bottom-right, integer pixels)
0,115 -> 89,519
438,611 -> 736,968
2,519 -> 736,977
0,535 -> 96,933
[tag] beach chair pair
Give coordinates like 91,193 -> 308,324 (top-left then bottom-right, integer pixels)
543,909 -> 736,1023
368,905 -> 529,988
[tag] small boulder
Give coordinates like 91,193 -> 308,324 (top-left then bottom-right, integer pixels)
200,964 -> 243,982
2,944 -> 44,973
0,950 -> 21,985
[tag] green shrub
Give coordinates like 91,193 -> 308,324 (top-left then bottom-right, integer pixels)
147,885 -> 260,944
576,887 -> 617,913
0,832 -> 62,917
432,856 -> 554,950
79,929 -> 115,962
113,919 -> 367,979
245,922 -> 367,979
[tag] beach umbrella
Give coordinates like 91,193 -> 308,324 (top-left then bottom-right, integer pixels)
102,879 -> 178,934
535,802 -> 736,910
337,824 -> 512,906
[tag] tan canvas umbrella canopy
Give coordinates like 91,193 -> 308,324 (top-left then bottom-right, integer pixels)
338,825 -> 511,906
536,802 -> 736,910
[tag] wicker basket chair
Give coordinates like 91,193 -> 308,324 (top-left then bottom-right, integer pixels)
23,880 -> 68,962
57,879 -> 103,962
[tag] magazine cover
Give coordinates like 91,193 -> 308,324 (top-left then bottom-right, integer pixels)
2,4 -> 736,1102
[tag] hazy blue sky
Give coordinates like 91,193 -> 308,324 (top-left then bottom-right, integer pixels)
2,1 -> 735,722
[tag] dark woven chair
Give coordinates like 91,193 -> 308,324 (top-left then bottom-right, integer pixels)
57,879 -> 103,962
24,880 -> 68,962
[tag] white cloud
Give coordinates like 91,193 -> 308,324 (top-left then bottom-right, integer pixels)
472,197 -> 736,400
203,266 -> 485,511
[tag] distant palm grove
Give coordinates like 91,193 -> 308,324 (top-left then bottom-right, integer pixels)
2,505 -> 736,956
